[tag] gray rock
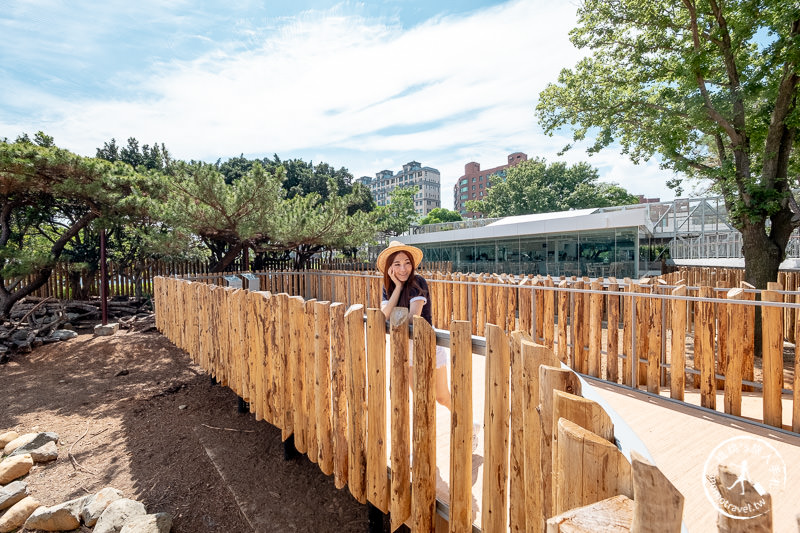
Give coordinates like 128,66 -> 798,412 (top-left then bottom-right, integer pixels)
27,440 -> 58,463
23,495 -> 87,531
81,487 -> 124,527
119,513 -> 172,533
50,329 -> 78,340
94,498 -> 147,533
9,431 -> 59,458
0,481 -> 29,511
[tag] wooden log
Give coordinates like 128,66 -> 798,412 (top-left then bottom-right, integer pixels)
458,273 -> 469,323
366,308 -> 389,512
544,277 -> 555,350
551,391 -> 614,516
330,302 -> 348,489
449,320 -> 474,533
557,280 -> 570,365
670,285 -> 687,401
482,323 -> 511,533
412,315 -> 437,533
477,275 -> 487,337
573,280 -> 585,373
545,494 -> 633,533
290,297 -> 308,453
697,286 -> 716,409
534,277 -> 544,341
717,282 -> 729,391
647,284 -> 662,394
315,301 -> 334,475
305,299 -> 319,463
389,307 -> 411,530
588,280 -> 602,378
716,463 -> 772,532
795,291 -> 800,433
523,342 -> 560,533
740,282 -> 756,392
278,294 -> 293,440
635,283 -> 650,387
623,279 -> 634,387
510,331 -> 532,533
762,286 -> 783,428
539,366 -> 581,521
520,278 -> 533,336
724,289 -> 745,417
606,278 -> 620,383
630,450 -> 683,533
553,418 -> 632,516
345,304 -> 367,504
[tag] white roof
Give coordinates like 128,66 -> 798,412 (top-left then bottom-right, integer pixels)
402,206 -> 649,246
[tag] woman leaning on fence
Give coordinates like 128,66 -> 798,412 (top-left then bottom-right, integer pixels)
377,240 -> 481,450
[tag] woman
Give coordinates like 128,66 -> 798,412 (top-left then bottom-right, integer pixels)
377,241 -> 481,449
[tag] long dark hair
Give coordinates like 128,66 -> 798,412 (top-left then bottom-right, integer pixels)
382,250 -> 427,298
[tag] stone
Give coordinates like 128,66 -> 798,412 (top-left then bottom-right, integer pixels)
0,496 -> 40,533
119,513 -> 173,533
27,440 -> 59,463
94,498 -> 147,533
3,432 -> 37,455
50,329 -> 78,340
9,431 -> 59,458
0,453 -> 34,484
0,431 -> 19,448
23,495 -> 88,531
81,487 -> 124,527
0,480 -> 29,511
94,323 -> 120,336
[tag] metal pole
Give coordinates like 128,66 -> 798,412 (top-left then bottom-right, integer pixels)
100,228 -> 108,325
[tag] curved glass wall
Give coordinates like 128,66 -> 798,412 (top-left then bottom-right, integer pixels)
418,228 -> 640,278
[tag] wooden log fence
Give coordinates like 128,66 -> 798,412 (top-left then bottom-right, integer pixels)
155,275 -> 696,532
181,269 -> 800,434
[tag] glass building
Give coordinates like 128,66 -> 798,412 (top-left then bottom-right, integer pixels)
400,207 -> 654,278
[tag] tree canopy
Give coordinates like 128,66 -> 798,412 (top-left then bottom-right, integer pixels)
375,186 -> 419,239
465,158 -> 638,217
419,207 -> 462,225
536,0 -> 800,288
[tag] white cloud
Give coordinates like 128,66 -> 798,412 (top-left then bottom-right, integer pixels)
1,0 -> 680,209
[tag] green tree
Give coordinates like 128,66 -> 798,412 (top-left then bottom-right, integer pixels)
536,0 -> 800,288
419,207 -> 463,225
0,137 -> 156,318
375,186 -> 419,239
466,158 -> 638,217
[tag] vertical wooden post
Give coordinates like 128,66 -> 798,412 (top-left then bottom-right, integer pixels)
763,286 -> 784,428
623,279 -> 633,387
697,286 -> 716,409
477,275 -> 487,337
740,282 -> 756,392
315,301 -> 334,475
630,451 -> 684,533
290,296 -> 308,453
449,321 -> 474,533
573,280 -> 585,373
482,324 -> 511,533
330,302 -> 349,489
279,293 -> 293,441
724,289 -> 745,417
557,280 -> 570,365
522,342 -> 559,533
520,278 -> 533,336
588,280 -> 602,378
389,307 -> 411,530
345,304 -> 367,504
606,278 -> 620,383
366,308 -> 389,512
647,284 -> 662,394
304,299 -> 318,462
670,285 -> 687,401
544,277 -> 555,350
510,331 -> 532,533
411,316 -> 437,533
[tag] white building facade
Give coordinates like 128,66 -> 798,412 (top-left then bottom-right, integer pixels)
356,161 -> 441,217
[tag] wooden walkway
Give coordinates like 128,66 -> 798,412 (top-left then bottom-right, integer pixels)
421,347 -> 800,532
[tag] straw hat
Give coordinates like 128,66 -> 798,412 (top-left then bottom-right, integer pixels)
376,241 -> 423,274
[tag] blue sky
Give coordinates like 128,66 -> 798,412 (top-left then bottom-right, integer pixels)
1,0 -> 680,209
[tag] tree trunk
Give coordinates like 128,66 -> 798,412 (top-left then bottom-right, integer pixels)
209,242 -> 244,273
741,222 -> 783,290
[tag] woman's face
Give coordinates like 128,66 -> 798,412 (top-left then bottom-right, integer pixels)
390,252 -> 413,282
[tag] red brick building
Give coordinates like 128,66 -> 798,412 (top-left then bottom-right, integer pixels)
453,152 -> 528,217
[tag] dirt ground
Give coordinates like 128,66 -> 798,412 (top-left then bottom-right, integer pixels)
1,329 -> 369,532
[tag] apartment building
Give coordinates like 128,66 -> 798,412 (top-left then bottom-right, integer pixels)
453,152 -> 528,217
356,161 -> 441,216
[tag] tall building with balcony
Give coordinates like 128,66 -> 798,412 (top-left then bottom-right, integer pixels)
453,152 -> 528,217
356,161 -> 441,217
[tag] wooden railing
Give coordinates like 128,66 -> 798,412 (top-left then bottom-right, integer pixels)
155,275 -> 697,531
187,269 -> 800,434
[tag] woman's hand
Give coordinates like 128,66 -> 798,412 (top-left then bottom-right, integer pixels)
388,266 -> 403,288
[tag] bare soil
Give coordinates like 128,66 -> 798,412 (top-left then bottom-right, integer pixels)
1,329 -> 368,532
